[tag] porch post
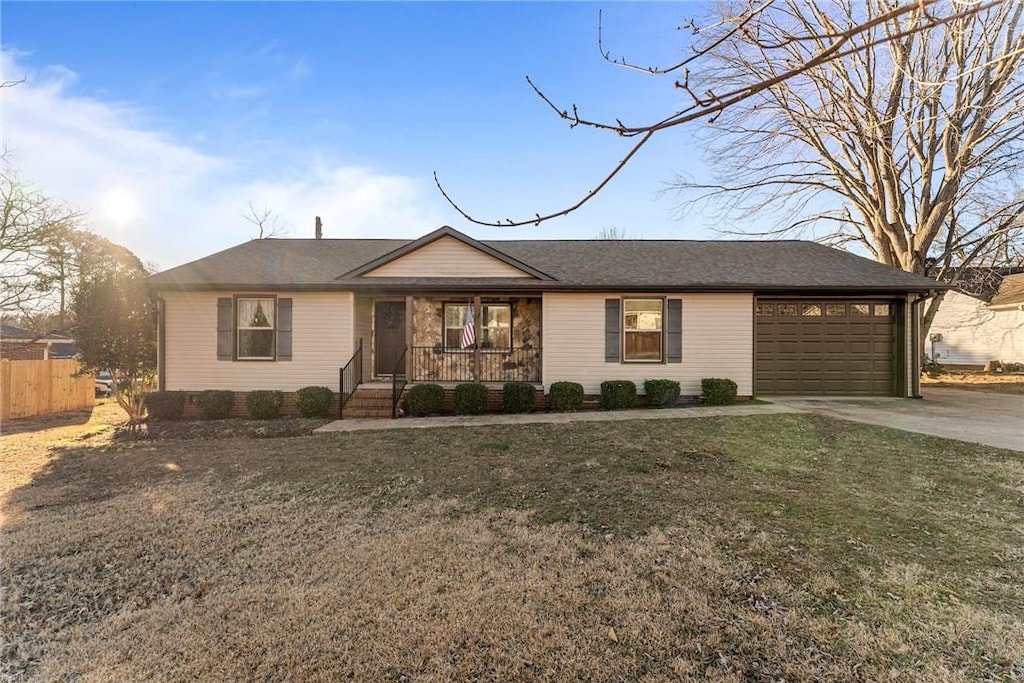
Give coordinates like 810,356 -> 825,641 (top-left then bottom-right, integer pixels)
405,295 -> 414,379
473,295 -> 482,381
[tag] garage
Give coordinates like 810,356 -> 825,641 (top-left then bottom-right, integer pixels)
755,298 -> 900,396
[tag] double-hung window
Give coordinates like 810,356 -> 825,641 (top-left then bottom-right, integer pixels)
443,303 -> 511,349
623,298 -> 663,362
237,297 -> 276,359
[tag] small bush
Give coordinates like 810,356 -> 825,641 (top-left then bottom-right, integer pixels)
502,382 -> 536,413
548,381 -> 584,412
453,382 -> 488,415
143,391 -> 186,420
296,385 -> 334,418
643,379 -> 681,408
406,383 -> 445,416
195,390 -> 235,420
600,380 -> 637,410
246,390 -> 284,420
701,378 -> 738,406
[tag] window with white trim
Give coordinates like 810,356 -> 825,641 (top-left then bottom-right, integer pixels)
237,297 -> 276,359
443,303 -> 511,349
623,298 -> 663,362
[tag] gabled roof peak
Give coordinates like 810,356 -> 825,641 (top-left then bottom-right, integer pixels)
338,225 -> 556,281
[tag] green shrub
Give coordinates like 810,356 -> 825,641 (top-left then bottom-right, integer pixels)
195,390 -> 235,420
600,380 -> 637,410
246,390 -> 284,419
701,378 -> 738,406
453,382 -> 488,415
502,382 -> 536,413
143,391 -> 186,420
643,379 -> 681,408
296,385 -> 334,418
548,381 -> 584,412
406,383 -> 445,416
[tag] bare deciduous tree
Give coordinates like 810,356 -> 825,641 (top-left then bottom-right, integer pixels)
674,0 -> 1024,331
433,0 -> 1012,284
0,171 -> 80,315
243,201 -> 290,239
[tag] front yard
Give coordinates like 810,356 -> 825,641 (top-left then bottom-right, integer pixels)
2,405 -> 1022,681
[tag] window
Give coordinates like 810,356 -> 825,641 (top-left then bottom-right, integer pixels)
851,303 -> 870,316
873,303 -> 891,317
237,297 -> 275,359
756,303 -> 774,317
826,304 -> 846,316
778,304 -> 798,316
801,303 -> 822,316
623,299 -> 663,361
443,303 -> 511,349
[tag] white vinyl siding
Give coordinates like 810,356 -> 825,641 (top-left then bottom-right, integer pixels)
929,290 -> 1024,365
364,236 -> 533,278
163,291 -> 353,391
543,292 -> 753,395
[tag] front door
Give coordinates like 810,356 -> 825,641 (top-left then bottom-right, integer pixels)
374,301 -> 407,376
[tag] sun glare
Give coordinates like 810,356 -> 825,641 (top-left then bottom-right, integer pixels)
99,188 -> 140,226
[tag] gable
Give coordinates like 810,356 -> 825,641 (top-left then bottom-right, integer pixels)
364,235 -> 535,278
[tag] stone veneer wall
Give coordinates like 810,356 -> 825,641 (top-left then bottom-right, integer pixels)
410,297 -> 542,382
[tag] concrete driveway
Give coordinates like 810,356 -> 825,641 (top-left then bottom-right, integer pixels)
771,387 -> 1024,452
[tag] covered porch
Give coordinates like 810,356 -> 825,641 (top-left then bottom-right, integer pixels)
342,293 -> 543,415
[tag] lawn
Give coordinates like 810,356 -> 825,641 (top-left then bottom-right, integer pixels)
922,371 -> 1024,395
2,405 -> 1022,681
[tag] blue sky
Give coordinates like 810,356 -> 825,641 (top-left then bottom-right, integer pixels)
3,1 -> 737,272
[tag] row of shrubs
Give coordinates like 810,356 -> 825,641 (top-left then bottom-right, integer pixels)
143,385 -> 336,421
143,377 -> 739,421
404,377 -> 738,416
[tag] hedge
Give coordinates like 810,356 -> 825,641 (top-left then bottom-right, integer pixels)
406,383 -> 445,416
600,380 -> 637,410
643,379 -> 681,408
296,386 -> 334,418
701,378 -> 738,406
453,382 -> 488,415
548,382 -> 584,412
195,390 -> 235,420
502,382 -> 536,413
246,390 -> 284,419
143,391 -> 186,420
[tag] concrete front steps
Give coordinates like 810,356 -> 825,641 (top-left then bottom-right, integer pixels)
341,386 -> 404,419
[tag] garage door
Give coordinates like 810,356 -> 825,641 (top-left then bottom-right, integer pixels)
755,299 -> 897,396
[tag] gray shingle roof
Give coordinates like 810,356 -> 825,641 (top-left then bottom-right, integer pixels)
148,229 -> 942,293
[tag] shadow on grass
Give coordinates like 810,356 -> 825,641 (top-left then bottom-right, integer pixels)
2,407 -> 94,435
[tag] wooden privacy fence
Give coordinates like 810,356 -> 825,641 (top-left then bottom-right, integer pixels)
1,359 -> 95,421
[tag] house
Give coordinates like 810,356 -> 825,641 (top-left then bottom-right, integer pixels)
147,226 -> 942,416
928,271 -> 1024,368
0,325 -> 76,361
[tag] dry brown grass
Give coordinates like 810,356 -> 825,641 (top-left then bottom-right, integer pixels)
2,408 -> 1022,681
922,371 -> 1024,394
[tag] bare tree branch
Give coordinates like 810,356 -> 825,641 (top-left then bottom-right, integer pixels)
243,201 -> 290,239
435,0 -> 1004,228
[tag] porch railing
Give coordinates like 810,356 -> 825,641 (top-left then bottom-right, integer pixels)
409,346 -> 541,383
339,338 -> 363,418
391,347 -> 408,418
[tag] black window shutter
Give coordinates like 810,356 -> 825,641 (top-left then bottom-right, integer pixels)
217,297 -> 233,360
277,298 -> 293,361
667,299 -> 682,363
605,298 -> 621,362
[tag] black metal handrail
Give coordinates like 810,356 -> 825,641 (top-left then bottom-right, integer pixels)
408,346 -> 541,383
339,338 -> 363,418
391,347 -> 408,418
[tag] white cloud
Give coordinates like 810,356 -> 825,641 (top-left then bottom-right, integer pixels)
1,51 -> 444,271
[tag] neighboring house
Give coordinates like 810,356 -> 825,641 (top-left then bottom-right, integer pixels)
0,325 -> 76,361
929,272 -> 1024,368
147,225 -> 942,414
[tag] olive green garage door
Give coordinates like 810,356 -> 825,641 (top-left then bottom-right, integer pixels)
755,299 -> 900,396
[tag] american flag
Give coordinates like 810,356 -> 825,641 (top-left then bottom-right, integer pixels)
461,305 -> 475,349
